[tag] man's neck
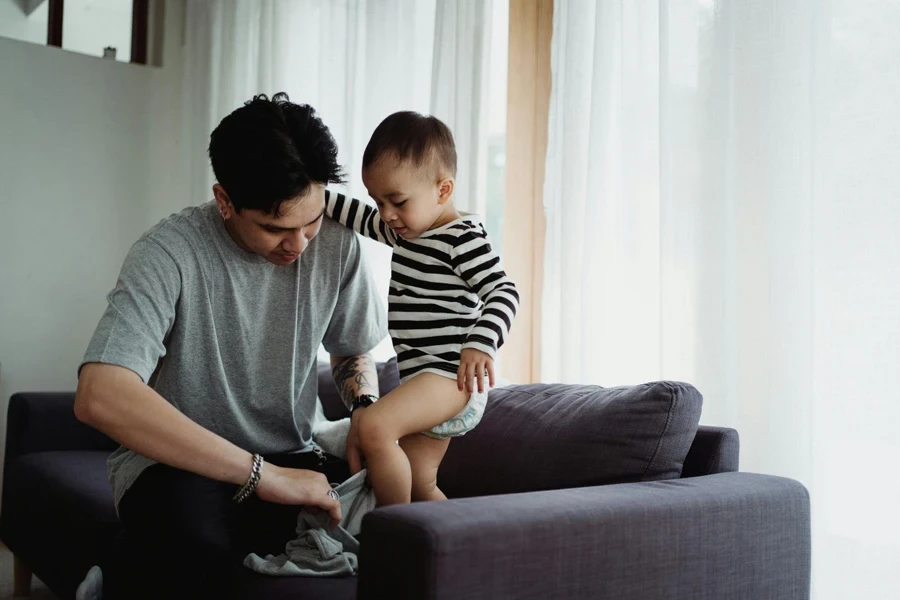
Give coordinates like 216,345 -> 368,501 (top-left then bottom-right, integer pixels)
222,216 -> 254,254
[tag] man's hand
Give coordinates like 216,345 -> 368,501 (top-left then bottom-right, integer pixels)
256,463 -> 342,526
458,348 -> 495,394
346,408 -> 366,475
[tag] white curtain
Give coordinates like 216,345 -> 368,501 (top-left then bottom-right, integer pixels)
182,0 -> 491,213
541,1 -> 900,598
180,0 -> 494,360
431,0 -> 492,214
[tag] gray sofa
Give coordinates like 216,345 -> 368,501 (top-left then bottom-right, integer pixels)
2,361 -> 811,599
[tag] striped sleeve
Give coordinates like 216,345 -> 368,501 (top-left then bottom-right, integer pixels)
325,189 -> 398,247
451,228 -> 520,359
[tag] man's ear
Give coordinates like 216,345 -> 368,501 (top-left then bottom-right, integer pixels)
213,184 -> 234,219
437,177 -> 455,205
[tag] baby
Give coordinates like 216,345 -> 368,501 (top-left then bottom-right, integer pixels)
325,111 -> 519,505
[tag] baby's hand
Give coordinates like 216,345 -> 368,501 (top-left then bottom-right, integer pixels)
458,349 -> 495,394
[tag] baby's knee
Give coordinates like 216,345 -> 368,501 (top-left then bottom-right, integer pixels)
357,410 -> 396,452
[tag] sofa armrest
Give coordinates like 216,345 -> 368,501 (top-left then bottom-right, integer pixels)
358,473 -> 810,600
4,393 -> 117,462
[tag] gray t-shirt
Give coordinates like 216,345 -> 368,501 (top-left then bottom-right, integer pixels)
81,201 -> 386,507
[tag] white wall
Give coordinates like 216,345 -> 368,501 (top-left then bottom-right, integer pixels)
0,0 -> 48,46
0,1 -> 185,494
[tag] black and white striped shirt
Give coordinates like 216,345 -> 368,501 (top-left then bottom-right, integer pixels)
325,190 -> 520,383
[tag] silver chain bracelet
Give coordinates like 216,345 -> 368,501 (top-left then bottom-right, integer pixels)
233,453 -> 264,504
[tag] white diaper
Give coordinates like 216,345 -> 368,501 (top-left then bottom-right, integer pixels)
423,389 -> 489,440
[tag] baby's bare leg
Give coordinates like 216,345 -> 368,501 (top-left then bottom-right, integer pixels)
400,434 -> 451,502
358,373 -> 468,506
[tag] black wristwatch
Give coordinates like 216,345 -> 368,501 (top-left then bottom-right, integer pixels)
350,394 -> 378,413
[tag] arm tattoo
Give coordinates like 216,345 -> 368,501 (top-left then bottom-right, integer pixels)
331,353 -> 379,409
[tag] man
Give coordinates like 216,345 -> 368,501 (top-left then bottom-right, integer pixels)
74,93 -> 387,599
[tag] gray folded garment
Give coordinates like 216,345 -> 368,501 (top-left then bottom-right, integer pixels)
243,468 -> 376,577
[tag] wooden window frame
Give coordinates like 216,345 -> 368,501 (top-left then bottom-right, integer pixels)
46,0 -> 62,47
501,0 -> 553,384
131,0 -> 149,65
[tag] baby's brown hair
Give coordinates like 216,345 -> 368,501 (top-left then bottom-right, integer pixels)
362,111 -> 457,180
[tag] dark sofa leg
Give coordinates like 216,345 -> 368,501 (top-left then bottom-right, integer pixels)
13,554 -> 32,597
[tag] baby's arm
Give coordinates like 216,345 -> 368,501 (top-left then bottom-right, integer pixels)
452,226 -> 520,360
325,189 -> 398,247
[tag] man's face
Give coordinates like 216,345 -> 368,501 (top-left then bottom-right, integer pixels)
214,183 -> 327,265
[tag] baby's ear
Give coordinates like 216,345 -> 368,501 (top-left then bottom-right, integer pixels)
437,177 -> 455,204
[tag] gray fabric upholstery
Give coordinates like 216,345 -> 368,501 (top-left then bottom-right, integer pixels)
439,381 -> 703,497
4,393 -> 117,460
682,426 -> 740,477
359,472 -> 811,600
2,451 -> 119,598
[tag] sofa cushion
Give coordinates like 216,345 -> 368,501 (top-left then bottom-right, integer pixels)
438,382 -> 703,498
13,451 -> 118,524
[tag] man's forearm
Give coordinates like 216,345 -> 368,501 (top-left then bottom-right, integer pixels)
75,363 -> 254,486
330,353 -> 380,410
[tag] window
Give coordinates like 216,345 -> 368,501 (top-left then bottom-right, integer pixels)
63,0 -> 134,63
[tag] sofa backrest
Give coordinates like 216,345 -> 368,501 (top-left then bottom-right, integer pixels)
437,381 -> 704,497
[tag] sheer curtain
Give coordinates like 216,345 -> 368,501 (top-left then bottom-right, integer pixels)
180,0 -> 494,360
541,1 -> 900,598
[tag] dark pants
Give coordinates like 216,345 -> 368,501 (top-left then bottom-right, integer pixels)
103,451 -> 351,600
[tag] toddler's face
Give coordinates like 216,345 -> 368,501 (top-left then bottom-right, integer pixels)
362,159 -> 451,239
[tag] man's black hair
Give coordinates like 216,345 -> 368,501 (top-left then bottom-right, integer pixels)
208,92 -> 345,216
362,111 -> 457,178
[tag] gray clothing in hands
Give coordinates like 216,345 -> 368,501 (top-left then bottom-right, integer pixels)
243,468 -> 377,577
80,201 -> 387,507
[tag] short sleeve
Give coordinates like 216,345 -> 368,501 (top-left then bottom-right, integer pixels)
322,232 -> 389,356
80,237 -> 181,382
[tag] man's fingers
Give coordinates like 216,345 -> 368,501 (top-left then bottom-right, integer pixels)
311,493 -> 341,527
327,498 -> 342,527
310,477 -> 342,526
